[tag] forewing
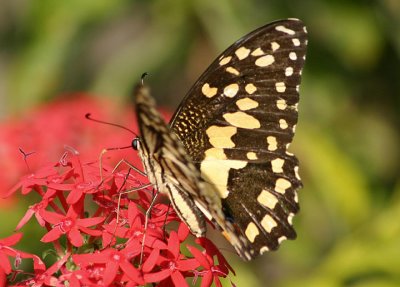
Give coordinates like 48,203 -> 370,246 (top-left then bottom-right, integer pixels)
170,19 -> 307,258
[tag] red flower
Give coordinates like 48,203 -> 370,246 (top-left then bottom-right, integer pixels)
41,206 -> 104,247
187,238 -> 234,287
0,233 -> 45,276
15,198 -> 49,230
0,95 -> 141,204
72,242 -> 144,286
5,163 -> 59,198
0,233 -> 24,274
12,252 -> 70,287
143,230 -> 200,286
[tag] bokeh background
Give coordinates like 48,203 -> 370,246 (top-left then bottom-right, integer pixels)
1,1 -> 400,286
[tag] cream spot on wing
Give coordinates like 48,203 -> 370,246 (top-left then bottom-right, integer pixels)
206,125 -> 237,148
223,112 -> 260,129
292,124 -> 297,133
245,83 -> 257,94
285,67 -> 293,76
275,25 -> 295,35
294,192 -> 299,203
279,119 -> 288,129
236,97 -> 259,111
260,246 -> 269,254
294,166 -> 301,180
275,82 -> 286,93
246,152 -> 257,160
288,213 -> 295,224
245,222 -> 259,243
271,41 -> 280,51
226,66 -> 240,75
255,55 -> 274,67
276,99 -> 287,110
201,83 -> 218,98
200,159 -> 247,198
219,56 -> 232,66
205,148 -> 227,160
251,47 -> 264,56
235,46 -> 250,60
271,158 -> 285,173
261,214 -> 277,232
223,83 -> 239,98
275,178 -> 292,194
278,236 -> 287,244
267,136 -> 278,151
289,52 -> 297,60
257,190 -> 278,209
292,38 -> 300,46
296,85 -> 300,92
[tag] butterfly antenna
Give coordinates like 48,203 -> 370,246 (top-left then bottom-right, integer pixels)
85,113 -> 138,137
141,72 -> 148,85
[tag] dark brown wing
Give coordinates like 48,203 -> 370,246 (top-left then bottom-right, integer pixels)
169,19 -> 307,258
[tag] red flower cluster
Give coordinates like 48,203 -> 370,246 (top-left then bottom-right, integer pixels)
2,148 -> 234,286
0,95 -> 140,205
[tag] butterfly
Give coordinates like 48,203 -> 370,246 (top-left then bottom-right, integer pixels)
132,18 -> 307,260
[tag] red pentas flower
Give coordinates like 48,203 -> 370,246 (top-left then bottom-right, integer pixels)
40,206 -> 104,247
0,233 -> 45,281
2,96 -> 234,286
0,95 -> 142,205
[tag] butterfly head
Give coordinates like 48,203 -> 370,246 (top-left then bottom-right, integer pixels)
131,138 -> 140,151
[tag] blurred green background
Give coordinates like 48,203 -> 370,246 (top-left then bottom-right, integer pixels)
1,0 -> 400,286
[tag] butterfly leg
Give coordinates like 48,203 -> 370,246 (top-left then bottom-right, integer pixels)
111,158 -> 147,176
140,188 -> 160,265
162,203 -> 171,240
108,166 -> 153,247
97,148 -> 147,184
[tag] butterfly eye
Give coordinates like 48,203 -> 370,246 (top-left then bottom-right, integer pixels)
131,138 -> 140,150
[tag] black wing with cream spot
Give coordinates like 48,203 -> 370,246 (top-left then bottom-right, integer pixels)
169,19 -> 307,258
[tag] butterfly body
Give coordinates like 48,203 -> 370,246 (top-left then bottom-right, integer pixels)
133,18 -> 307,260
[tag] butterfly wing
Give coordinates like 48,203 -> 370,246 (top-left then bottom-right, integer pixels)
134,83 -> 251,259
170,19 -> 307,258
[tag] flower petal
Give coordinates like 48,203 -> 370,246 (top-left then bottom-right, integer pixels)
200,271 -> 213,287
177,223 -> 190,242
68,228 -> 83,247
77,216 -> 105,227
40,210 -> 65,225
171,271 -> 189,287
0,253 -> 11,274
0,233 -> 23,246
187,245 -> 211,269
142,248 -> 160,273
15,209 -> 35,230
103,261 -> 119,286
144,268 -> 171,283
167,232 -> 180,258
41,228 -> 62,243
120,261 -> 144,285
